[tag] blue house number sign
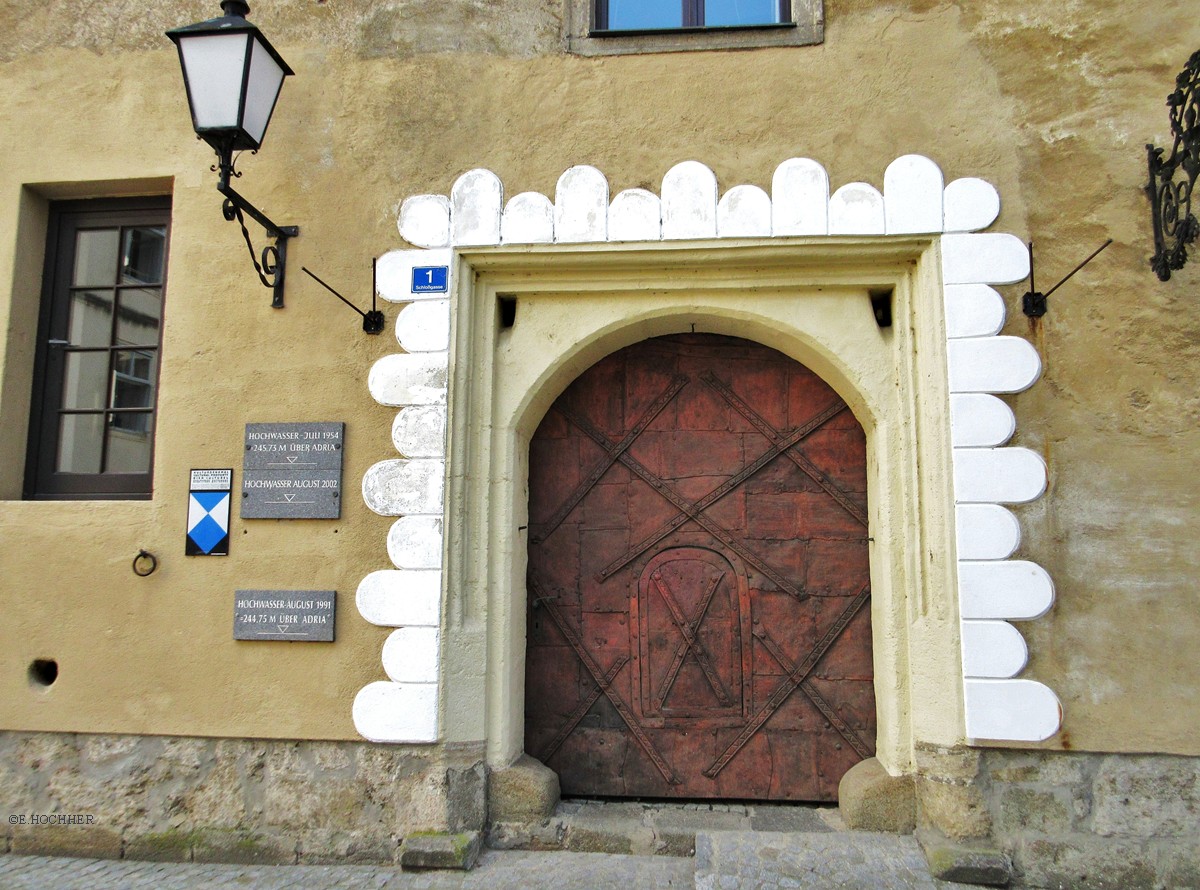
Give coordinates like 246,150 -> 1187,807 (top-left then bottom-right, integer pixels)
412,266 -> 449,294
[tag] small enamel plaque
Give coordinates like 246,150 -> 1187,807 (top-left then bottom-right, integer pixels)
187,468 -> 232,556
411,266 -> 449,294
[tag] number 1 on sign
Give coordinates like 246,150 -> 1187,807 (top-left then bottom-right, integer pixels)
412,266 -> 449,294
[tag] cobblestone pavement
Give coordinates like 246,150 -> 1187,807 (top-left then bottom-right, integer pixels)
0,838 -> 980,890
0,849 -> 694,890
695,832 -> 978,890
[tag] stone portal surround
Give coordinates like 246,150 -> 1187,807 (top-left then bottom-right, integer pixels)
353,156 -> 1062,748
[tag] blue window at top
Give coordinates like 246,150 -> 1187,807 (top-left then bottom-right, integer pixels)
598,0 -> 789,30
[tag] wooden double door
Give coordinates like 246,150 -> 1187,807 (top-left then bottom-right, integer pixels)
525,334 -> 874,801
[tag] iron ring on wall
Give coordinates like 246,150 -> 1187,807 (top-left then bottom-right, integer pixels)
132,550 -> 158,577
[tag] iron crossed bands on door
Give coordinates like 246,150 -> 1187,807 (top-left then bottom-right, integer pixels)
526,334 -> 874,801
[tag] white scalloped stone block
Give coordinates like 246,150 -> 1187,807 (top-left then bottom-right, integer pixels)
356,569 -> 441,627
947,337 -> 1042,394
398,195 -> 451,249
954,447 -> 1047,504
956,504 -> 1021,560
609,189 -> 661,242
945,284 -> 1006,339
393,405 -> 447,458
388,516 -> 443,570
362,459 -> 444,516
368,353 -> 448,407
555,166 -> 609,244
829,183 -> 885,235
944,178 -> 1001,233
959,560 -> 1054,620
961,619 -> 1029,678
662,161 -> 718,240
951,393 -> 1015,448
396,300 -> 449,353
451,168 -> 503,246
942,233 -> 1029,285
963,679 -> 1062,742
376,248 -> 453,303
717,185 -> 772,237
771,158 -> 829,235
352,681 -> 438,743
884,155 -> 944,234
501,192 -> 554,245
382,627 -> 440,684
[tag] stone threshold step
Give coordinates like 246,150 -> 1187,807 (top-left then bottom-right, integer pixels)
488,799 -> 844,857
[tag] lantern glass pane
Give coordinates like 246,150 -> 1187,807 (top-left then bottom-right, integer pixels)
242,39 -> 286,147
178,32 -> 250,130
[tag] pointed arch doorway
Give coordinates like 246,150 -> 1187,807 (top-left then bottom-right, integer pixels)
525,333 -> 875,801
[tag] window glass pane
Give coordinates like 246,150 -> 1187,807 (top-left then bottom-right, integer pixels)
72,229 -> 119,287
61,351 -> 110,410
117,288 -> 163,346
111,349 -> 158,413
705,0 -> 782,25
121,227 -> 167,285
57,413 -> 104,474
607,0 -> 682,30
105,414 -> 154,473
31,199 -> 169,497
68,290 -> 115,347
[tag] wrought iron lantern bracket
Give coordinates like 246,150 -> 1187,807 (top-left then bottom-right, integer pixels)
213,143 -> 299,309
1146,48 -> 1200,281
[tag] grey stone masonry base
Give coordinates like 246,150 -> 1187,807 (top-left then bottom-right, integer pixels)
0,730 -> 486,866
914,747 -> 1200,890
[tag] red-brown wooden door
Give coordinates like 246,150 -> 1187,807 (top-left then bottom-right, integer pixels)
525,334 -> 874,801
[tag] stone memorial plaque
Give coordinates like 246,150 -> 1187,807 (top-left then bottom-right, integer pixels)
234,590 -> 336,642
242,422 -> 344,519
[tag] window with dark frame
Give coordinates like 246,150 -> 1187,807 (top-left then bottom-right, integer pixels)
595,0 -> 791,32
25,198 -> 170,499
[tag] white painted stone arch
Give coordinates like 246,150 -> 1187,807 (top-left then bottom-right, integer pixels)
353,156 -> 1063,772
513,305 -> 879,447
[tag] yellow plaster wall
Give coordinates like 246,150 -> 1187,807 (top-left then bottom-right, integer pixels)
0,1 -> 1197,752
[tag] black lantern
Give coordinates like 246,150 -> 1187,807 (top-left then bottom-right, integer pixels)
167,1 -> 298,308
167,0 -> 293,155
1146,49 -> 1200,281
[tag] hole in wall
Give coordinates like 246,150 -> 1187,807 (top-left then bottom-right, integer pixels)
499,296 -> 517,329
869,288 -> 894,328
28,659 -> 58,688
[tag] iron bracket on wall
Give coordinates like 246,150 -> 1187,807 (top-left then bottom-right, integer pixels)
301,259 -> 386,335
1022,240 -> 1112,318
213,145 -> 299,308
1146,48 -> 1200,282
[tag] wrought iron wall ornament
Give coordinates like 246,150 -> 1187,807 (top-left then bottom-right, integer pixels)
1146,48 -> 1200,281
215,149 -> 298,308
